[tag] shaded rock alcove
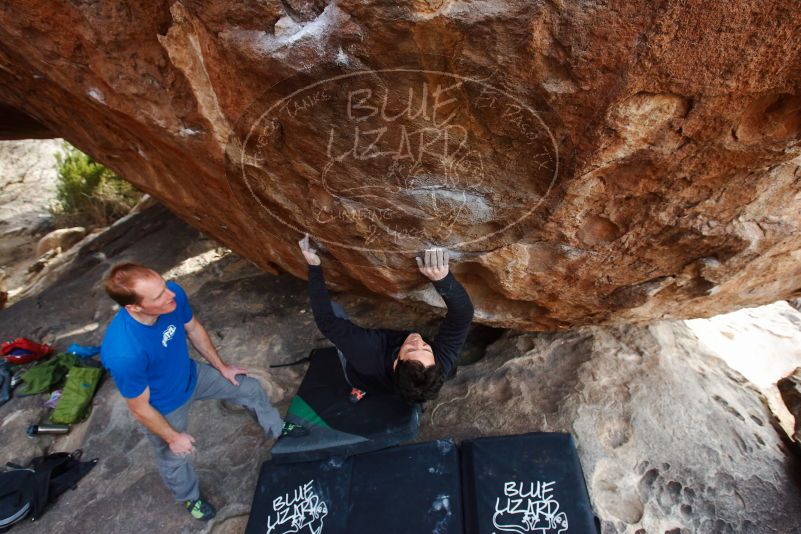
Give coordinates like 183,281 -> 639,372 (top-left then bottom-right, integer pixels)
0,1 -> 800,330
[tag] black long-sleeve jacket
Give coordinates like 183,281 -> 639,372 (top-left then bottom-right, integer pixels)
307,264 -> 475,391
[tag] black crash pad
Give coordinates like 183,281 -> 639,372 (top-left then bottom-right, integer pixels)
248,433 -> 599,533
461,432 -> 599,534
246,439 -> 463,534
270,347 -> 420,463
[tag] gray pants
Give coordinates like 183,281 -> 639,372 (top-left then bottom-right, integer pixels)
143,363 -> 284,502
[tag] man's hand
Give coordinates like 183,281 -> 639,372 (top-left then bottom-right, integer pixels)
219,364 -> 248,386
299,233 -> 321,266
416,248 -> 449,281
168,432 -> 195,455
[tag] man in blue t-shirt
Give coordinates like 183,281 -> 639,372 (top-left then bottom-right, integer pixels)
100,262 -> 307,521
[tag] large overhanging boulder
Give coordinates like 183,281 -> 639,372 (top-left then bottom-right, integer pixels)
1,1 -> 800,330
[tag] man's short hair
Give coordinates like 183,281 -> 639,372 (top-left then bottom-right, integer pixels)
103,262 -> 157,307
393,360 -> 445,404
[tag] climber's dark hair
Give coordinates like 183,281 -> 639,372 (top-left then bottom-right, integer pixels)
393,359 -> 445,404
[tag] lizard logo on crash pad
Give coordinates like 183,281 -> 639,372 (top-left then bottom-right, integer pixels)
265,479 -> 328,534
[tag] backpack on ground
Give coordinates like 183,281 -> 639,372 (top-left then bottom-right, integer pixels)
49,366 -> 104,424
1,339 -> 53,366
0,450 -> 97,531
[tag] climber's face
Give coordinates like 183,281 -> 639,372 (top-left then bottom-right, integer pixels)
395,332 -> 435,369
128,274 -> 177,316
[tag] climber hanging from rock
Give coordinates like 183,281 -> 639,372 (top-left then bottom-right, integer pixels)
298,234 -> 474,404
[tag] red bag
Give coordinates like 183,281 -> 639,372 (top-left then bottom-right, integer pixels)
1,338 -> 53,365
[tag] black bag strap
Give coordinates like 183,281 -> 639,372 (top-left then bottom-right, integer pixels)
25,450 -> 89,519
28,452 -> 73,474
47,450 -> 97,499
269,348 -> 326,369
269,355 -> 311,368
28,460 -> 66,519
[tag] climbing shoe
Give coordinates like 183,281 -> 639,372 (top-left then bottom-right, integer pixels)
184,497 -> 216,521
281,421 -> 310,437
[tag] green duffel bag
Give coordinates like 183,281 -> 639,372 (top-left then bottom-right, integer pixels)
49,367 -> 104,424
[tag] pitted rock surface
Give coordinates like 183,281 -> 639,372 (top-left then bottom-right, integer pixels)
779,368 -> 801,442
420,324 -> 801,533
1,2 -> 800,330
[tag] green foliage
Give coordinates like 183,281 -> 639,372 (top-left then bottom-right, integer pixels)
51,143 -> 142,227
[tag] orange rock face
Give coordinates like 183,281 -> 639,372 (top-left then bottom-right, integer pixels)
1,1 -> 800,330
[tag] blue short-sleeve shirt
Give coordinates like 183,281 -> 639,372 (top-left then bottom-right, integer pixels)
101,281 -> 198,414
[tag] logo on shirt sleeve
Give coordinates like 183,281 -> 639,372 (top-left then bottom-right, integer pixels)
162,325 -> 177,348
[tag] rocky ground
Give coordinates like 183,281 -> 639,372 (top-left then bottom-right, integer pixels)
0,202 -> 799,533
0,203 -> 456,533
1,141 -> 801,533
